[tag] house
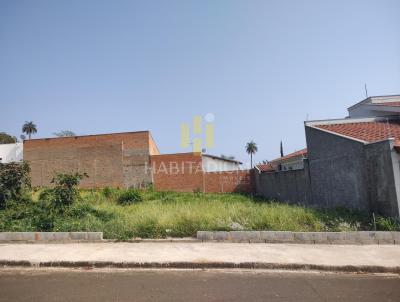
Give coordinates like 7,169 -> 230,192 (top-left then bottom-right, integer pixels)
201,154 -> 242,172
255,95 -> 400,218
257,148 -> 308,172
348,95 -> 400,118
305,116 -> 400,217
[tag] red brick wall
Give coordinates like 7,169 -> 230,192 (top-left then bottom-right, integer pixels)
148,133 -> 160,155
151,152 -> 254,193
151,153 -> 204,192
204,170 -> 254,193
24,131 -> 155,188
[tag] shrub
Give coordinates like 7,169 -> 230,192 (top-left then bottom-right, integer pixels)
101,187 -> 120,200
376,216 -> 400,231
117,189 -> 142,205
102,187 -> 113,198
38,172 -> 87,213
0,161 -> 31,208
51,172 -> 87,209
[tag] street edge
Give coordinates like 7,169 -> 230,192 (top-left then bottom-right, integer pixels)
1,261 -> 399,274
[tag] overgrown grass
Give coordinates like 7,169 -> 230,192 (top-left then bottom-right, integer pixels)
1,188 -> 399,239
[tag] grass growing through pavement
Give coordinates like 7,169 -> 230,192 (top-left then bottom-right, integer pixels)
1,188 -> 399,239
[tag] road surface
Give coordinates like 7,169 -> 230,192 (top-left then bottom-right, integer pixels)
0,269 -> 399,301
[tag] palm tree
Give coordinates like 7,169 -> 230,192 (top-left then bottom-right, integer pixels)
22,121 -> 37,139
245,141 -> 258,168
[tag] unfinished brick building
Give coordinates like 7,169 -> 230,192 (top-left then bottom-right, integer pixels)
24,131 -> 253,193
24,131 -> 160,188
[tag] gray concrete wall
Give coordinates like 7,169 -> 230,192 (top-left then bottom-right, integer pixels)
255,161 -> 311,205
256,126 -> 400,217
390,146 -> 400,216
305,126 -> 369,211
365,140 -> 399,217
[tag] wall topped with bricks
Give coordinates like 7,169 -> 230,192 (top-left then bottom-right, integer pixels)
24,131 -> 158,188
151,152 -> 254,193
204,170 -> 254,193
24,134 -> 253,193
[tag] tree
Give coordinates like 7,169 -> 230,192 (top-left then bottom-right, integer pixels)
0,161 -> 31,208
50,172 -> 87,211
280,140 -> 284,157
0,132 -> 17,144
245,141 -> 258,168
221,154 -> 235,160
53,130 -> 76,137
22,121 -> 37,139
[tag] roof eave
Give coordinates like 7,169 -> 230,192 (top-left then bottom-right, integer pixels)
305,124 -> 368,144
202,154 -> 242,164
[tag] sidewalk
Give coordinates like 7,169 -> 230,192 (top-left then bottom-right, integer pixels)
1,242 -> 400,273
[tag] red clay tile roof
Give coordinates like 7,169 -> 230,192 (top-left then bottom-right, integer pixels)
256,162 -> 275,172
315,120 -> 400,145
271,148 -> 308,163
373,101 -> 400,107
256,148 -> 308,172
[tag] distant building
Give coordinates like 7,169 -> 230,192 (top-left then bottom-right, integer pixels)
201,154 -> 242,172
348,95 -> 400,118
0,143 -> 23,163
257,148 -> 307,172
151,152 -> 251,193
22,131 -> 250,193
255,95 -> 400,218
305,116 -> 400,217
24,131 -> 160,188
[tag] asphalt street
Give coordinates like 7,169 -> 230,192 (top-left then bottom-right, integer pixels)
0,269 -> 399,302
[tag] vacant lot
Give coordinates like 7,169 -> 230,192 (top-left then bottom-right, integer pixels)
0,188 -> 398,239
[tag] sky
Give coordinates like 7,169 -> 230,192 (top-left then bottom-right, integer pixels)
1,0 -> 399,165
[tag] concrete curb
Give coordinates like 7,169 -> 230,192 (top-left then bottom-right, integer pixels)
0,260 -> 399,274
0,232 -> 103,242
197,231 -> 400,245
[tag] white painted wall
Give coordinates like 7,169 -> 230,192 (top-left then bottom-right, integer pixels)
348,104 -> 400,118
0,143 -> 23,163
280,157 -> 305,171
202,155 -> 241,172
348,96 -> 400,118
390,142 -> 400,217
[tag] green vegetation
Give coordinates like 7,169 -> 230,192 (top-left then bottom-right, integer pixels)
46,172 -> 88,211
0,166 -> 399,239
53,130 -> 76,137
0,161 -> 31,208
245,141 -> 258,168
0,132 -> 17,144
117,188 -> 143,205
1,188 -> 400,239
22,121 -> 37,140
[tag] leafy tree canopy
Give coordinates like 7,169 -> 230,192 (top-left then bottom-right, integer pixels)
220,154 -> 235,160
245,141 -> 258,155
22,121 -> 37,139
0,132 -> 17,144
53,130 -> 76,137
0,161 -> 31,208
